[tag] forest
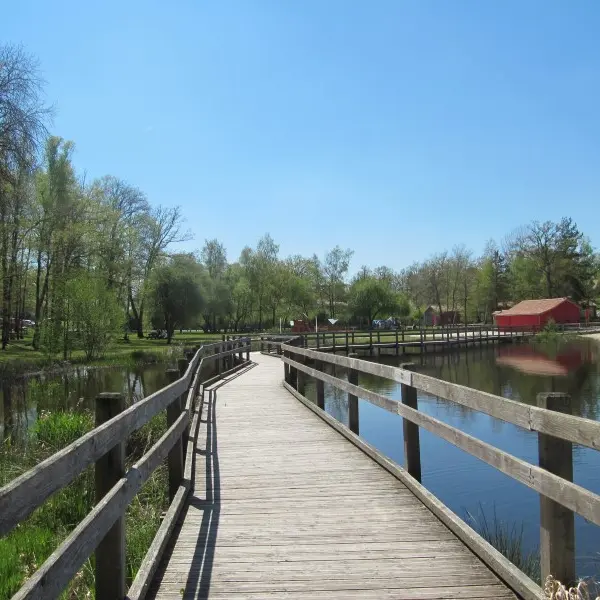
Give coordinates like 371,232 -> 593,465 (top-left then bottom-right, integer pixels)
2,43 -> 599,359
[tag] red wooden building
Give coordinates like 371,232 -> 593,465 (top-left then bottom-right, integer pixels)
494,298 -> 580,330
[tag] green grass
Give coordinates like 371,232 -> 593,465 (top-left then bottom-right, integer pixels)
0,330 -> 226,376
0,407 -> 171,599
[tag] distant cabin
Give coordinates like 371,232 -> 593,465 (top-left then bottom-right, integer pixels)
493,298 -> 580,330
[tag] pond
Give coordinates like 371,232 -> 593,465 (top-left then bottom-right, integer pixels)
302,337 -> 600,579
0,362 -> 176,444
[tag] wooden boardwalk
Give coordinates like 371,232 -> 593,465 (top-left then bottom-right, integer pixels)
149,353 -> 518,599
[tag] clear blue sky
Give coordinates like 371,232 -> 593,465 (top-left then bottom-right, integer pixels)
6,1 -> 600,273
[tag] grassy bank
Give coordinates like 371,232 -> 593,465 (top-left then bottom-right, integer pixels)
0,409 -> 169,598
0,331 -> 227,376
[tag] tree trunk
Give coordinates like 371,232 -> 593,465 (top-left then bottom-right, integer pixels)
129,290 -> 144,338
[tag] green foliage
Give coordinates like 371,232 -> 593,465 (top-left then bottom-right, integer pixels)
66,272 -> 122,360
0,405 -> 170,598
33,410 -> 93,449
149,254 -> 206,342
348,271 -> 408,324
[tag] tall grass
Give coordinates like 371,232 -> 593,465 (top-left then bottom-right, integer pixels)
0,408 -> 169,599
467,504 -> 541,583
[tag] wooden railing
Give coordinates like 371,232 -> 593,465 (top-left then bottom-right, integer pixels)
275,325 -> 533,353
0,338 -> 251,600
269,337 -> 600,597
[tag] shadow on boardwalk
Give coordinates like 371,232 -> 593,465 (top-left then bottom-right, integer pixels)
148,365 -> 259,600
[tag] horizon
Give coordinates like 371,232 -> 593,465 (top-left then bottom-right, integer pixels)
6,1 -> 600,274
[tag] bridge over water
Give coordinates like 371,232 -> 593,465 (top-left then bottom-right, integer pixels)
2,335 -> 600,599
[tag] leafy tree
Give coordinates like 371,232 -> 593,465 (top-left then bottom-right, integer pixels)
149,254 -> 205,343
67,272 -> 122,360
348,271 -> 406,326
322,246 -> 353,317
129,206 -> 189,338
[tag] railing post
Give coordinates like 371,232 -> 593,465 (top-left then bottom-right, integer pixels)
166,368 -> 184,501
215,344 -> 221,375
315,359 -> 325,410
246,339 -> 250,361
289,349 -> 298,388
95,392 -> 126,600
238,340 -> 243,363
348,352 -> 359,434
283,347 -> 290,383
178,357 -> 191,461
297,353 -> 306,396
400,363 -> 421,482
537,392 -> 575,586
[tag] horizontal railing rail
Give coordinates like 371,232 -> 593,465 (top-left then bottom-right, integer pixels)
275,338 -> 600,593
2,338 -> 252,600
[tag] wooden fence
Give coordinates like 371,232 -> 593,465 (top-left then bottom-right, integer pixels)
0,338 -> 251,600
272,337 -> 600,592
270,325 -> 533,355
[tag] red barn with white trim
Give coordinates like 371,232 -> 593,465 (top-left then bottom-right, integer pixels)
494,298 -> 580,330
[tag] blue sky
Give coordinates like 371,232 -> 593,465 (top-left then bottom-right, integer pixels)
6,1 -> 600,273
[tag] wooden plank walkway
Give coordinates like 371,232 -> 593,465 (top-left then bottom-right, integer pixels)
148,353 -> 518,599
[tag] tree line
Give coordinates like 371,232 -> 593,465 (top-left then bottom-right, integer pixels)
2,43 -> 599,355
168,217 -> 598,337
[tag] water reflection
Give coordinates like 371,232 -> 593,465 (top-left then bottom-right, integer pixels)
0,364 -> 173,443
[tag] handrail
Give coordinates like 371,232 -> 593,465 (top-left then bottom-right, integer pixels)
277,339 -> 600,589
2,337 -> 252,600
282,343 -> 600,450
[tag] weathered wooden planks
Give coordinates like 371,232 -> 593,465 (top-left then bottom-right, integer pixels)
148,354 -> 521,600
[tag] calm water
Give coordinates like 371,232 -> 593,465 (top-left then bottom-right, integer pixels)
0,363 -> 175,444
303,338 -> 600,578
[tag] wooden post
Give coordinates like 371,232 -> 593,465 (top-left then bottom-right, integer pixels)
289,350 -> 298,388
395,328 -> 399,355
315,359 -> 325,410
178,357 -> 188,378
297,353 -> 306,396
369,331 -> 373,356
178,357 -> 191,462
348,353 -> 359,434
400,364 -> 421,482
537,392 -> 575,586
238,340 -> 243,363
260,336 -> 264,352
333,332 -> 336,354
283,349 -> 290,383
95,392 -> 126,600
166,368 -> 183,501
215,345 -> 221,375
